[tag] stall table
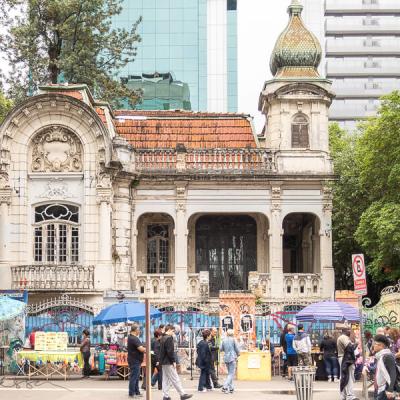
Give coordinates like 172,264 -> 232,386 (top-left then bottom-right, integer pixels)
237,351 -> 271,381
17,350 -> 82,380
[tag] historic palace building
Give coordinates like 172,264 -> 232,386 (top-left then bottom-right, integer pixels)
0,1 -> 335,316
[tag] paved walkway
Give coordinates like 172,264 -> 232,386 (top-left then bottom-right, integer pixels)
0,376 -> 365,400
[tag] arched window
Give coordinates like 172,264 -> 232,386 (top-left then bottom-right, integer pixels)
34,203 -> 80,264
291,114 -> 309,148
147,224 -> 169,273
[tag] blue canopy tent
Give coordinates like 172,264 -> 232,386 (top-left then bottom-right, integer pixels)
93,301 -> 162,325
296,301 -> 360,323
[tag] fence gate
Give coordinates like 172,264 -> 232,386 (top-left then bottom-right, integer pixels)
363,281 -> 400,334
26,294 -> 102,345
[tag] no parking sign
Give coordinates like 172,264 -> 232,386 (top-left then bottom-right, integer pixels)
352,254 -> 367,296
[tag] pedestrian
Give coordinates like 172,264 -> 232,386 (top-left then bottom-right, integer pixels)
80,329 -> 91,379
151,329 -> 163,390
338,328 -> 358,400
293,324 -> 312,366
160,324 -> 192,400
220,329 -> 241,394
128,325 -> 146,398
320,333 -> 339,382
365,330 -> 374,356
196,329 -> 212,392
285,325 -> 298,381
29,327 -> 37,350
388,328 -> 400,356
373,334 -> 398,400
209,327 -> 222,388
280,324 -> 289,377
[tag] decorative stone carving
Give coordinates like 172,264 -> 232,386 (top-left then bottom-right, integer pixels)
96,171 -> 112,189
0,173 -> 10,189
271,185 -> 282,212
39,178 -> 75,200
31,126 -> 83,173
322,185 -> 333,212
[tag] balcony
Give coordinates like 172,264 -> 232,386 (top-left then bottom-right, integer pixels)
332,85 -> 396,98
329,103 -> 379,119
134,148 -> 277,174
11,264 -> 95,291
135,273 -> 207,299
325,0 -> 400,15
326,39 -> 400,56
326,19 -> 400,35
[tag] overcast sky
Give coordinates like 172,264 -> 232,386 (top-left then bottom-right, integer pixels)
238,0 -> 289,133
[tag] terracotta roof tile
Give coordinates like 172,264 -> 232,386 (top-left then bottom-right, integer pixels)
112,110 -> 257,149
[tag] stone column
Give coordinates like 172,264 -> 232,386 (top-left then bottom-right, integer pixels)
96,172 -> 113,290
269,185 -> 284,298
0,192 -> 11,262
321,186 -> 335,298
130,200 -> 138,291
174,184 -> 188,298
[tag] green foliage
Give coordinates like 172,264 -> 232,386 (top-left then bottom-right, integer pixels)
0,0 -> 141,107
0,90 -> 13,124
354,91 -> 400,281
329,123 -> 365,289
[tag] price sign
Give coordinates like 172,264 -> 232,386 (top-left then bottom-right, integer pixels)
352,254 -> 367,296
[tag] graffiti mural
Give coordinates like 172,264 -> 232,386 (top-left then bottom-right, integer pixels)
363,281 -> 400,333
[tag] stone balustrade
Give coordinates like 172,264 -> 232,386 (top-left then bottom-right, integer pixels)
11,264 -> 95,291
134,148 -> 276,173
283,273 -> 322,298
136,273 -> 205,299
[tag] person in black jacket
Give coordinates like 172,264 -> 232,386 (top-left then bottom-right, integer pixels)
280,324 -> 290,377
197,329 -> 212,392
320,333 -> 339,382
151,329 -> 163,390
209,327 -> 222,388
160,324 -> 192,400
339,335 -> 358,400
373,335 -> 398,400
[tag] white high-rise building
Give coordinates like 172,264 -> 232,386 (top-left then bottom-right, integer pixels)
303,0 -> 400,130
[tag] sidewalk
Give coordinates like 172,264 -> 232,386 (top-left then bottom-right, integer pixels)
0,375 -> 364,400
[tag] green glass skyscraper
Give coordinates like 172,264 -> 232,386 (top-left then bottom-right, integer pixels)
113,0 -> 238,112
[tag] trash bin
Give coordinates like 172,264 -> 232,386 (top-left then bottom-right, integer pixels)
292,366 -> 316,400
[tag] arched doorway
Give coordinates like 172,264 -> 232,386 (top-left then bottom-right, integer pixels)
195,215 -> 257,297
282,213 -> 320,274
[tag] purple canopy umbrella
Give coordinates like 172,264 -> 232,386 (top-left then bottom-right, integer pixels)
296,301 -> 360,323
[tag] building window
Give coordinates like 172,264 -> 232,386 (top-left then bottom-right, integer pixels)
33,203 -> 80,264
227,0 -> 237,11
147,224 -> 169,274
291,114 -> 309,148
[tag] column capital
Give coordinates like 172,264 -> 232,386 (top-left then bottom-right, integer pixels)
96,188 -> 112,204
0,188 -> 12,204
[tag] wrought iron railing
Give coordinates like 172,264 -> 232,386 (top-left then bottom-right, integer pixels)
11,264 -> 95,291
135,148 -> 276,173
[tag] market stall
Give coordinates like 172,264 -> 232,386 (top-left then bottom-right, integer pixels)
237,350 -> 272,381
16,331 -> 82,380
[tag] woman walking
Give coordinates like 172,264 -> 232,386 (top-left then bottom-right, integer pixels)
80,329 -> 91,378
220,329 -> 241,394
196,329 -> 212,392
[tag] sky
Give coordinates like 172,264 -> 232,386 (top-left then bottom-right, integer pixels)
238,0 -> 289,133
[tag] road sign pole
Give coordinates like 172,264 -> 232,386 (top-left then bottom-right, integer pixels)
358,295 -> 368,400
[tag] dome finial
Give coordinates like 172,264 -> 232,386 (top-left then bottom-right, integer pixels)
288,0 -> 303,16
269,0 -> 322,79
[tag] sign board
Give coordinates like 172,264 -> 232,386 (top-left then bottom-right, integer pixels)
0,290 -> 28,303
352,254 -> 367,296
248,355 -> 261,369
34,332 -> 69,351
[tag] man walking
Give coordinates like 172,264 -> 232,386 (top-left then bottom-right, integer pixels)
209,327 -> 222,388
160,324 -> 192,400
373,334 -> 398,400
293,324 -> 312,366
338,328 -> 358,400
128,325 -> 146,398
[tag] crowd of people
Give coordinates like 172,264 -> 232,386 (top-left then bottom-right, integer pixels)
279,324 -> 400,400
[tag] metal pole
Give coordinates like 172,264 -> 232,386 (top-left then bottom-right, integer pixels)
145,298 -> 151,400
358,296 -> 368,400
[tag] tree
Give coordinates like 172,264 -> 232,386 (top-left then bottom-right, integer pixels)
355,91 -> 400,282
0,90 -> 13,124
0,0 -> 141,107
329,123 -> 366,289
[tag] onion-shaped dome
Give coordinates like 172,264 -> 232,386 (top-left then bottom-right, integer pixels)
270,0 -> 322,79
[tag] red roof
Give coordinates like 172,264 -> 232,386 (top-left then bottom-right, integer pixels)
112,110 -> 256,149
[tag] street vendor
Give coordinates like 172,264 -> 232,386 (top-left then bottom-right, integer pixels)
80,329 -> 91,378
